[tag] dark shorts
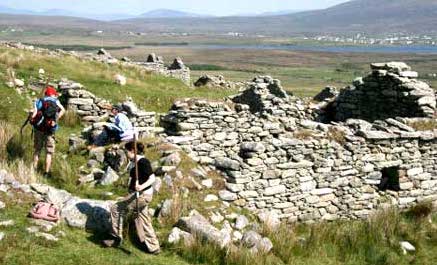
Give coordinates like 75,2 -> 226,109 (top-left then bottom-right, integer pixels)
34,130 -> 55,154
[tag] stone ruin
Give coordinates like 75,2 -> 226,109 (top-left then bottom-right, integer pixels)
161,63 -> 436,222
333,62 -> 435,121
2,42 -> 191,86
137,54 -> 191,85
194,75 -> 247,90
58,79 -> 158,144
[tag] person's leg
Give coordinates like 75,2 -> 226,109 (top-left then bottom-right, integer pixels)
135,195 -> 160,253
33,131 -> 43,170
45,135 -> 56,174
104,193 -> 135,247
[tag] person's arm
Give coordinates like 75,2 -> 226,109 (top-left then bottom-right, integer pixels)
135,174 -> 156,192
135,159 -> 155,191
31,100 -> 39,118
56,101 -> 66,120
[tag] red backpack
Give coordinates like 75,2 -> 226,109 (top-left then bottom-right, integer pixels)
29,201 -> 60,222
31,98 -> 59,133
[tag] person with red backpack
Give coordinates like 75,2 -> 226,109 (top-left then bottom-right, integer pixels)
31,86 -> 65,178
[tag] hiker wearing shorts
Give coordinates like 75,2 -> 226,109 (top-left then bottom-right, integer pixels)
31,86 -> 65,178
103,141 -> 160,255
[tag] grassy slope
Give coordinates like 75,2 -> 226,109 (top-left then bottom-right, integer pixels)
0,46 -> 436,265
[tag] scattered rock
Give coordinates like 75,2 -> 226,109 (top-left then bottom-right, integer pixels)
210,212 -> 225,223
0,201 -> 5,210
400,241 -> 416,254
177,210 -> 231,248
0,232 -> 4,241
114,74 -> 127,86
204,194 -> 219,202
162,152 -> 182,167
35,232 -> 59,241
218,190 -> 238,201
0,220 -> 15,227
234,215 -> 249,230
168,227 -> 192,244
158,199 -> 173,219
153,177 -> 162,193
201,179 -> 213,188
98,167 -> 120,186
257,211 -> 280,230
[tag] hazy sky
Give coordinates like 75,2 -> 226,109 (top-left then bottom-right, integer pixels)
1,0 -> 350,16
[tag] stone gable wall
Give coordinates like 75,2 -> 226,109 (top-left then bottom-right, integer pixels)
334,62 -> 436,121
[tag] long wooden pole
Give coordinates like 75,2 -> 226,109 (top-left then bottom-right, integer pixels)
133,134 -> 139,214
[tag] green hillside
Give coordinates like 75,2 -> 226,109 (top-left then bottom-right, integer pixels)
0,46 -> 436,265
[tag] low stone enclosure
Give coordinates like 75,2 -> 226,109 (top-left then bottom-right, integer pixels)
161,63 -> 437,222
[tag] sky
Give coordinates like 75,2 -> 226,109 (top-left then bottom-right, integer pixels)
1,0 -> 350,16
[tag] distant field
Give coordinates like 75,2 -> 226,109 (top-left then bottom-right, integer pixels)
1,32 -> 436,96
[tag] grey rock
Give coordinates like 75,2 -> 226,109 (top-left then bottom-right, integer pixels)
61,197 -> 113,233
215,157 -> 240,171
219,190 -> 238,201
162,152 -> 182,167
46,188 -> 73,208
158,199 -> 173,219
177,210 -> 231,248
234,215 -> 249,230
99,167 -> 120,186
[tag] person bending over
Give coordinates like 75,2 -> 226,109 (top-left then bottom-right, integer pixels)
103,141 -> 160,255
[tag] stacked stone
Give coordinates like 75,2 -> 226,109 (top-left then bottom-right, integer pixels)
60,80 -> 112,123
1,42 -> 191,86
194,75 -> 246,90
60,80 -> 157,137
121,100 -> 158,137
335,62 -> 436,121
161,76 -> 437,223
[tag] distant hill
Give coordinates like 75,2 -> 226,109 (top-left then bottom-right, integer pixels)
139,9 -> 211,18
0,0 -> 436,36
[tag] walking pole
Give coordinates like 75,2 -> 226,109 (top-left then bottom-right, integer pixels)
133,132 -> 140,214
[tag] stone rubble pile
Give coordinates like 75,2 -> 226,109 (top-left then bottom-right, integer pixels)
194,75 -> 247,90
334,62 -> 436,121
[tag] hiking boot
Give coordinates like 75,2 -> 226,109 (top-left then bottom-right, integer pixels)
43,172 -> 52,178
102,238 -> 121,248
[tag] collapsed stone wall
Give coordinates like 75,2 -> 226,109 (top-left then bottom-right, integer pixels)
2,42 -> 191,86
58,80 -> 157,138
161,76 -> 437,222
334,62 -> 436,121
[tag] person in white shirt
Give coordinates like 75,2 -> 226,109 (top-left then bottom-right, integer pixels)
104,104 -> 134,142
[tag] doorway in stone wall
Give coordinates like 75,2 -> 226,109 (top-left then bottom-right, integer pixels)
377,166 -> 401,191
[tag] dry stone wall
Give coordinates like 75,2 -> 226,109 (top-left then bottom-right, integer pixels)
161,74 -> 437,222
58,80 -> 157,138
334,62 -> 436,121
2,42 -> 191,86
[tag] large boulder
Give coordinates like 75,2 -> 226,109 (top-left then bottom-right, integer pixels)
177,210 -> 231,248
61,197 -> 113,233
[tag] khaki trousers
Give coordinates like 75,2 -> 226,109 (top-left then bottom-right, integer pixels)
110,192 -> 160,253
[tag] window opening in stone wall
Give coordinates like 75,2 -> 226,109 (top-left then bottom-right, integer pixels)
377,166 -> 400,191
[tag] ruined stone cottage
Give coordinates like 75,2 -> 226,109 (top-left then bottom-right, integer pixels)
161,63 -> 437,222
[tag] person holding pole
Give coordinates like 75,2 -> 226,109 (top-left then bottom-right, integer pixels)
103,141 -> 160,254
